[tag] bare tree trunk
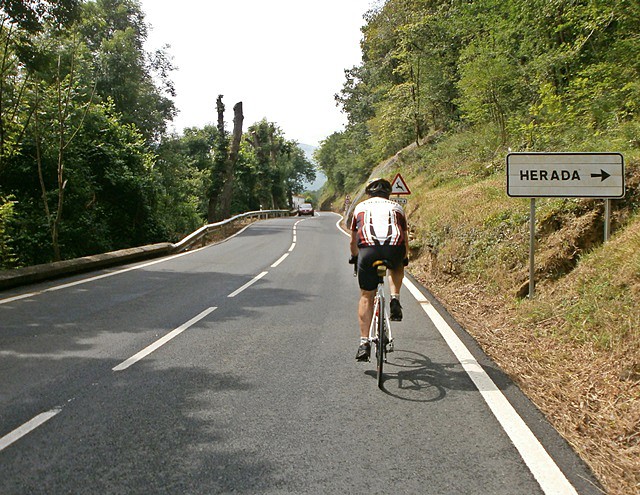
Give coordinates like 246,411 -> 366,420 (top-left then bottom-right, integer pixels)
219,102 -> 243,219
208,98 -> 243,222
207,196 -> 216,223
207,95 -> 227,222
216,94 -> 225,134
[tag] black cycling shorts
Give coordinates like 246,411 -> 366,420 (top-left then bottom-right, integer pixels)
357,245 -> 406,291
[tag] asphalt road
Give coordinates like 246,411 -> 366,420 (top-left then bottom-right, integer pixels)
0,213 -> 601,494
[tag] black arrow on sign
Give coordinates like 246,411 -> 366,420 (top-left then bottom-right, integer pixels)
590,169 -> 611,181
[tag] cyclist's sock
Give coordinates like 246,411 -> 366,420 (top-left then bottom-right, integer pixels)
391,294 -> 400,302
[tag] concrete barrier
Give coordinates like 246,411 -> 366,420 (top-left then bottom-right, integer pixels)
0,209 -> 290,291
0,243 -> 173,291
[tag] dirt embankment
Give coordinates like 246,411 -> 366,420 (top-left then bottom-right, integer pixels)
407,172 -> 640,495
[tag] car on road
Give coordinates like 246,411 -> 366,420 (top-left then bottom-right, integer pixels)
297,203 -> 315,216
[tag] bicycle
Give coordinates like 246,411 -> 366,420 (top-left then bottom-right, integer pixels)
353,258 -> 394,389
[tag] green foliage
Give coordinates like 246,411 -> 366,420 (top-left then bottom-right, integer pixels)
0,195 -> 17,267
0,0 -> 324,267
319,0 -> 640,197
79,0 -> 176,143
245,119 -> 315,210
314,125 -> 376,196
154,126 -> 215,239
0,0 -> 173,264
0,0 -> 80,32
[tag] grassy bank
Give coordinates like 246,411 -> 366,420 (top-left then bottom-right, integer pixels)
331,128 -> 640,494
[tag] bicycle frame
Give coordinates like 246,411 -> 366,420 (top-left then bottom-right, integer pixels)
367,263 -> 394,388
367,284 -> 393,352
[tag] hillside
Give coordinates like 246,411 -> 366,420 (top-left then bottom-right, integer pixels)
332,135 -> 639,495
298,143 -> 327,192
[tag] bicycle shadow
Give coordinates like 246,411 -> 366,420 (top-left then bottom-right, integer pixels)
365,349 -> 482,402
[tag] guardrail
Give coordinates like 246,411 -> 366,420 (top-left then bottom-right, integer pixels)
0,209 -> 291,291
173,209 -> 289,252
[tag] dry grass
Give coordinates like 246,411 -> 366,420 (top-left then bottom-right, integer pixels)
407,197 -> 640,495
344,132 -> 640,494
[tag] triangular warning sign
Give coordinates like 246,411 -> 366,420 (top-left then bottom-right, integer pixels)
391,173 -> 411,195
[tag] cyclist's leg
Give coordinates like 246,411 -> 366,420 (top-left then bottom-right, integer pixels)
358,289 -> 375,339
356,248 -> 380,325
387,245 -> 406,321
388,265 -> 404,295
355,247 -> 380,360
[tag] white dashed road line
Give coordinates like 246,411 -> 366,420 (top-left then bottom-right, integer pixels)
0,408 -> 62,453
113,306 -> 218,371
271,254 -> 289,268
2,216 -> 307,452
227,271 -> 269,298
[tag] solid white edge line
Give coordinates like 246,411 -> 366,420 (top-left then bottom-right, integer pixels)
402,277 -> 578,495
0,292 -> 38,304
336,209 -> 576,492
113,306 -> 217,371
0,222 -> 258,306
0,249 -> 198,306
271,254 -> 289,268
227,271 -> 268,298
0,407 -> 62,452
335,214 -> 349,237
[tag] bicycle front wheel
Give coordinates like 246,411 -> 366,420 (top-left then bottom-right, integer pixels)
376,294 -> 386,389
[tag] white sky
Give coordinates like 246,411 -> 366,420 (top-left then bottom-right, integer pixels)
138,0 -> 374,147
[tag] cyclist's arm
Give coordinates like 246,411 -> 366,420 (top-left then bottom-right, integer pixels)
401,212 -> 410,262
350,229 -> 359,257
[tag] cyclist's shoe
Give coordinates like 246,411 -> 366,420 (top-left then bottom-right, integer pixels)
355,342 -> 371,361
390,298 -> 403,321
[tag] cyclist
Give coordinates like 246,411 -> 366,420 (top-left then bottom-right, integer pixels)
349,177 -> 409,361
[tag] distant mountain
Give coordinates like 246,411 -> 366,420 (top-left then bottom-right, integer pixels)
298,143 -> 327,191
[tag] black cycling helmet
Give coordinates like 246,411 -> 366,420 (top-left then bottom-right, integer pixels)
365,177 -> 392,198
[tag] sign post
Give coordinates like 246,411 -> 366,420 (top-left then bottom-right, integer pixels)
529,198 -> 536,298
506,152 -> 625,298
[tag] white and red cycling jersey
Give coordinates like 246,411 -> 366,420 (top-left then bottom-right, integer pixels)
350,197 -> 407,247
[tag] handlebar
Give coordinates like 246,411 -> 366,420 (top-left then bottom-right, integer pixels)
349,255 -> 358,277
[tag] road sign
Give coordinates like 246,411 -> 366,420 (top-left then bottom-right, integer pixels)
391,173 -> 411,195
507,152 -> 625,198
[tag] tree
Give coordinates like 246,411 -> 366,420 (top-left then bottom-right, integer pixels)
246,119 -> 291,209
0,0 -> 80,33
218,100 -> 243,220
153,128 -> 211,238
0,13 -> 33,169
207,95 -> 243,222
282,144 -> 315,207
0,0 -> 172,265
79,0 -> 175,143
0,195 -> 16,267
456,37 -> 523,145
30,31 -> 96,260
0,0 -> 80,169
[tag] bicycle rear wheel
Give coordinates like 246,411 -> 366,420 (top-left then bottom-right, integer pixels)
376,294 -> 386,389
